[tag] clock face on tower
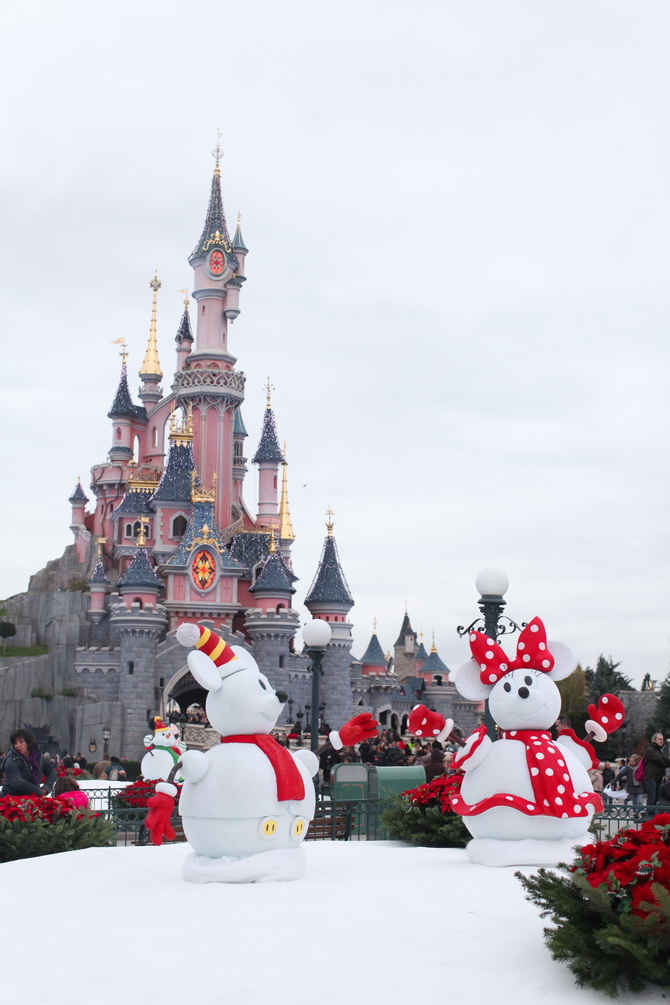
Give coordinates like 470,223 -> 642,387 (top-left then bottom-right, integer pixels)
209,250 -> 225,276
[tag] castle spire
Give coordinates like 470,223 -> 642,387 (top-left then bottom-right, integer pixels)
175,289 -> 194,372
253,383 -> 284,527
190,154 -> 233,263
305,515 -> 353,611
278,444 -> 295,543
139,271 -> 163,405
232,211 -> 248,253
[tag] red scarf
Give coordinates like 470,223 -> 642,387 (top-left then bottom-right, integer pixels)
220,735 -> 305,801
450,729 -> 603,819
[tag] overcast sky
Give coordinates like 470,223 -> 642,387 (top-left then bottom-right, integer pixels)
1,1 -> 668,688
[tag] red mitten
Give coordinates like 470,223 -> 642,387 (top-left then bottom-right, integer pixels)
585,693 -> 625,743
145,790 -> 176,845
408,704 -> 453,742
331,713 -> 379,749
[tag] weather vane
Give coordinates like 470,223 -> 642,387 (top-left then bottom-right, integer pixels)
177,288 -> 190,308
110,337 -> 128,365
212,128 -> 224,167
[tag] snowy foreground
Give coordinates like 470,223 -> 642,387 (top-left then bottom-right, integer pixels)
2,842 -> 665,1005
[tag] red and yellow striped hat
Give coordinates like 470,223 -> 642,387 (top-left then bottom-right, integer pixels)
176,623 -> 237,668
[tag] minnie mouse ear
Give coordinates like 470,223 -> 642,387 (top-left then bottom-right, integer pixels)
455,658 -> 493,701
546,640 -> 577,681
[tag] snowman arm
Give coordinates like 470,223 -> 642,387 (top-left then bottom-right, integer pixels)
556,728 -> 599,770
177,749 -> 210,784
451,726 -> 491,772
293,749 -> 319,777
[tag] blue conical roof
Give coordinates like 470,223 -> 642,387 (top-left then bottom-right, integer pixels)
190,169 -> 237,266
252,407 -> 283,464
69,480 -> 88,503
305,535 -> 353,607
88,561 -> 109,585
249,551 -> 295,595
175,306 -> 193,344
152,441 -> 196,503
421,648 -> 449,675
360,632 -> 386,666
117,548 -> 162,590
108,363 -> 144,419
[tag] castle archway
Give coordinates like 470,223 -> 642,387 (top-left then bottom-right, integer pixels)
164,665 -> 208,717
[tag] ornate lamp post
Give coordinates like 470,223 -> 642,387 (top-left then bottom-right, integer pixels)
302,619 -> 332,752
102,725 -> 111,760
457,568 -> 520,738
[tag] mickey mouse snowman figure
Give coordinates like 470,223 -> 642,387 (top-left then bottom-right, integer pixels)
145,622 -> 378,883
410,616 -> 625,866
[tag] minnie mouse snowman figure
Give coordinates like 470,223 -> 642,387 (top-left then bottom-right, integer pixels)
410,615 -> 624,866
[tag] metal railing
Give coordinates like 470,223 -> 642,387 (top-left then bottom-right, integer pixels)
592,804 -> 669,840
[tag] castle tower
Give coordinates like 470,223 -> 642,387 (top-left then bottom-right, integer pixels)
359,619 -> 387,676
418,635 -> 450,685
304,510 -> 354,726
150,405 -> 197,559
173,149 -> 248,530
393,609 -> 418,678
69,479 -> 89,565
415,634 -> 428,671
174,293 -> 194,374
138,272 -> 163,406
252,384 -> 284,530
110,527 -> 168,755
87,539 -> 109,625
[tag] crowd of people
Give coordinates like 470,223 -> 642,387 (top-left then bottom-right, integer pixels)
588,732 -> 670,809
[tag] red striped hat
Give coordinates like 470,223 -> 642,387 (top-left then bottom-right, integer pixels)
176,623 -> 237,668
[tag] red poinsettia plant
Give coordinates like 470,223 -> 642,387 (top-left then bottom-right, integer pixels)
56,764 -> 92,780
401,772 -> 463,813
114,776 -> 182,808
572,813 -> 670,919
0,794 -> 89,823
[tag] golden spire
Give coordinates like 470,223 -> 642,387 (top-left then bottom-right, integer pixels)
269,528 -> 277,553
212,129 -> 223,177
264,377 -> 274,409
111,337 -> 128,366
96,536 -> 106,561
140,270 -> 163,378
279,443 -> 296,542
326,506 -> 334,537
431,630 -> 437,654
137,518 -> 150,547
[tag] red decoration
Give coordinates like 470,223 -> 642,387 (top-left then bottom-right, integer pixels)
220,735 -> 305,801
209,250 -> 225,275
573,814 -> 670,919
408,704 -> 446,738
191,549 -> 216,590
470,616 -> 555,685
586,693 -> 625,735
145,792 -> 176,845
338,712 -> 378,746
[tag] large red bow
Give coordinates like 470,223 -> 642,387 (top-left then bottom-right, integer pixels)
470,616 -> 555,685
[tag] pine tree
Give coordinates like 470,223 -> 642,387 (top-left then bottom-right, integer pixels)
645,669 -> 670,738
588,654 -> 633,702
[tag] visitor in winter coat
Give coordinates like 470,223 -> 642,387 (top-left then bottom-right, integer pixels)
614,755 -> 645,807
0,728 -> 57,797
425,746 -> 447,781
53,776 -> 89,808
643,733 -> 670,807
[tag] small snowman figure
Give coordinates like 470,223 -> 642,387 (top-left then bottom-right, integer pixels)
145,623 -> 378,883
408,617 -> 625,866
141,717 -> 187,785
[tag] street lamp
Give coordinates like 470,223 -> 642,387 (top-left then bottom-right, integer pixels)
102,725 -> 111,760
302,618 -> 332,752
457,568 -> 520,738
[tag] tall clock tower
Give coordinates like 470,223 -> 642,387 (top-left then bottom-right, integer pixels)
173,142 -> 249,530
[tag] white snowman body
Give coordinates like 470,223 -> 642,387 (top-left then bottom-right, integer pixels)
141,723 -> 186,784
454,637 -> 599,865
175,644 -> 318,882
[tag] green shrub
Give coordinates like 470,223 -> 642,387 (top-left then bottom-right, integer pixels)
30,688 -> 53,700
0,796 -> 115,863
59,687 -> 79,697
517,813 -> 670,996
381,773 -> 469,848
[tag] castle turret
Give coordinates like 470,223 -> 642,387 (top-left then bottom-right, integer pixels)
418,635 -> 450,684
252,384 -> 284,529
116,524 -> 163,609
415,635 -> 429,670
87,539 -> 110,625
173,153 -> 246,529
304,510 -> 354,726
359,620 -> 387,676
139,272 -> 163,406
393,610 -> 418,677
248,535 -> 295,615
107,354 -> 142,463
150,406 -> 197,557
69,478 -> 89,564
232,407 -> 248,511
174,293 -> 194,374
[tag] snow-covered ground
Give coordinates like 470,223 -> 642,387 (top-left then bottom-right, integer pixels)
1,842 -> 664,1005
